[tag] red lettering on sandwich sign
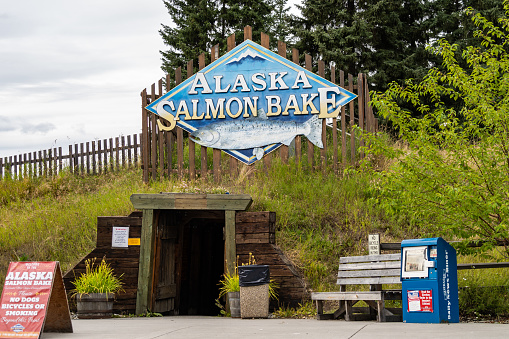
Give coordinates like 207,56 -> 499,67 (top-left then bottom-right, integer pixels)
0,262 -> 72,338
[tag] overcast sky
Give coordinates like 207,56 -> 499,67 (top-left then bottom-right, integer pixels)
0,1 -> 300,159
0,1 -> 172,158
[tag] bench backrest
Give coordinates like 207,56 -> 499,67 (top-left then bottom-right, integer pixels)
337,253 -> 401,285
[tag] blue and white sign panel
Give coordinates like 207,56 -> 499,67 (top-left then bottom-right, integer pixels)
146,40 -> 357,165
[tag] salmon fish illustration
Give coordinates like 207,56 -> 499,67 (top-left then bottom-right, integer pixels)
189,109 -> 323,160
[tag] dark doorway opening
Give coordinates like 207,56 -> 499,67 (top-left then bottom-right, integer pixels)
179,218 -> 224,315
152,211 -> 225,316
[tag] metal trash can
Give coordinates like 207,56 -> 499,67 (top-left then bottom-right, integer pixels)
238,265 -> 270,318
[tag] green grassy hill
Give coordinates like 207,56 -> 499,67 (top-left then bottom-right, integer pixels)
1,160 -> 508,317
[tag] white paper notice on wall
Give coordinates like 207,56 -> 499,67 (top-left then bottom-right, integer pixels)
112,226 -> 129,248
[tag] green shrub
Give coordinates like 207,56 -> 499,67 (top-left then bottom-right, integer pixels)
459,286 -> 509,316
71,258 -> 123,295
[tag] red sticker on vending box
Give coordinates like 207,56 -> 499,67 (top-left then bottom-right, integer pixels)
407,290 -> 433,312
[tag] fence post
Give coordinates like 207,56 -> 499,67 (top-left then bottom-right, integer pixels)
141,89 -> 149,182
186,60 -> 196,180
349,73 -> 355,165
127,135 -> 132,168
164,75 -> 173,178
58,147 -> 63,174
292,48 -> 302,166
175,67 -> 184,179
210,45 -> 221,182
121,135 -> 126,169
43,151 -> 48,177
8,156 -> 12,179
92,141 -> 96,175
305,54 -> 314,169
134,134 -> 139,168
23,153 -> 27,179
150,83 -> 157,180
358,73 -> 364,160
13,155 -> 17,179
331,65 -> 338,173
115,137 -> 120,172
68,145 -> 73,174
157,81 -> 165,180
109,138 -> 114,172
28,153 -> 33,178
340,70 -> 347,167
198,53 -> 208,180
261,32 -> 271,173
318,59 -> 327,172
227,33 -> 238,177
278,40 -> 289,164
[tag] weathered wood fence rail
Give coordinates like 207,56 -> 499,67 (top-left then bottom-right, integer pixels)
141,26 -> 377,183
0,134 -> 141,180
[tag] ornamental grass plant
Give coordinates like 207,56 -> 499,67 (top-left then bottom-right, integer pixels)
72,258 -> 124,296
218,269 -> 240,298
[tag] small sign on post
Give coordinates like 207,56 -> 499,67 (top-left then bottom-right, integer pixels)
369,234 -> 380,255
0,262 -> 73,338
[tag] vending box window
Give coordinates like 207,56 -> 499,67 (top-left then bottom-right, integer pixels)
400,238 -> 459,323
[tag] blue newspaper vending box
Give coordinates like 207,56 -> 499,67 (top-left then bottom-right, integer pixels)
400,238 -> 459,323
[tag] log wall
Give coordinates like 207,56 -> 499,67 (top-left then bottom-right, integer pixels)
63,212 -> 143,314
235,211 -> 307,308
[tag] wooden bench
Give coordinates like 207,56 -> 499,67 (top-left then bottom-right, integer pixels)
311,253 -> 402,322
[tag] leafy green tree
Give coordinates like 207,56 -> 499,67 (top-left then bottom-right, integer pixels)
367,3 -> 509,257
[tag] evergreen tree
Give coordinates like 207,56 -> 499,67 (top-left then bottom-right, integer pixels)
292,0 -> 505,92
217,0 -> 276,45
273,0 -> 291,42
362,0 -> 431,91
160,0 -> 216,76
292,0 -> 371,75
160,0 -> 279,76
427,0 -> 505,60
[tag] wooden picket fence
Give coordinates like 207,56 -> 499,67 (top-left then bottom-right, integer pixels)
0,134 -> 141,180
141,26 -> 377,183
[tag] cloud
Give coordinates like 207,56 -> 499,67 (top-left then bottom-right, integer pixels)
0,115 -> 16,132
0,115 -> 55,134
20,122 -> 55,134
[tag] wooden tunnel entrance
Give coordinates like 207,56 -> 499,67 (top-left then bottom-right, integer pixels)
63,193 -> 308,315
130,193 -> 252,315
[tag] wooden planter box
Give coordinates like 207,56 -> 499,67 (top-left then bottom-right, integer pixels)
76,293 -> 115,319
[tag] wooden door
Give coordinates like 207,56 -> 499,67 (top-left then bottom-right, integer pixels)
152,211 -> 179,314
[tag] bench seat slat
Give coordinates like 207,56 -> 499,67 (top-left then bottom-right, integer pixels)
311,291 -> 383,301
339,253 -> 400,264
337,277 -> 401,285
338,261 -> 401,271
338,268 -> 400,278
311,291 -> 402,301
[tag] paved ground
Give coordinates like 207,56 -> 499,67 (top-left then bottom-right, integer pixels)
40,317 -> 508,339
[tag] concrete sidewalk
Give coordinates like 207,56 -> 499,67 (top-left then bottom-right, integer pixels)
40,317 -> 508,339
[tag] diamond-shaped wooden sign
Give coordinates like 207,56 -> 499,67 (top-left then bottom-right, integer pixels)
146,40 -> 356,165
